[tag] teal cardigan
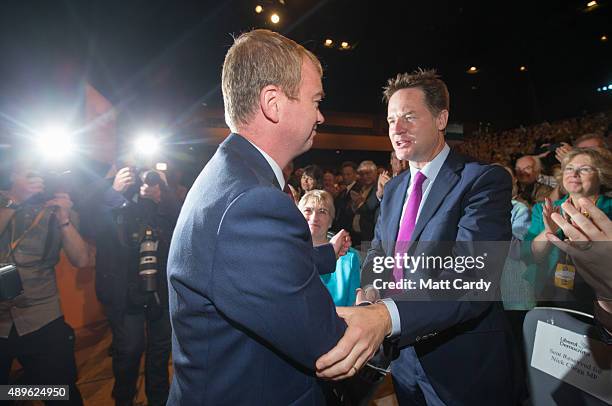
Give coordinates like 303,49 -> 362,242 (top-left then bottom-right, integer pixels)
522,194 -> 612,306
320,247 -> 361,306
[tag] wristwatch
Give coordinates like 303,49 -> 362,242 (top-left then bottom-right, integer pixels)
0,195 -> 21,210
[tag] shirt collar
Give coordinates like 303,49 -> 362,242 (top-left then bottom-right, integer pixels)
245,138 -> 285,190
409,143 -> 450,182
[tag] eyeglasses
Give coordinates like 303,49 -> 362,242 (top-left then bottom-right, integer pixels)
563,165 -> 596,176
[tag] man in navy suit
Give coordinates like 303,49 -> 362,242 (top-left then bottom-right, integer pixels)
316,70 -> 521,405
166,29 -> 368,405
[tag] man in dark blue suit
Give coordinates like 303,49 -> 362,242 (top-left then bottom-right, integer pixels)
316,70 -> 521,405
166,29 -> 370,405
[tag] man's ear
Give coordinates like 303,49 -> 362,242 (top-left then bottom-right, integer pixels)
260,85 -> 282,123
436,109 -> 449,131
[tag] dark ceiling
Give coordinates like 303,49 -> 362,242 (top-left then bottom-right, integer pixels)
0,0 -> 611,138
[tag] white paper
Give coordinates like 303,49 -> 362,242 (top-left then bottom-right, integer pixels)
530,320 -> 612,403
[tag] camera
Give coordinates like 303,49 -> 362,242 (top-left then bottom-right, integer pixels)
0,263 -> 23,301
139,226 -> 159,293
25,169 -> 73,205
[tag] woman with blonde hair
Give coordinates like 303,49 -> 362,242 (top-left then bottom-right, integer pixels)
523,147 -> 612,311
298,190 -> 361,306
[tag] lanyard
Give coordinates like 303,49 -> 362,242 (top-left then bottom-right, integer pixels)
3,208 -> 49,262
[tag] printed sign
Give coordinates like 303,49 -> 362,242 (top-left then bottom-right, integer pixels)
531,320 -> 612,403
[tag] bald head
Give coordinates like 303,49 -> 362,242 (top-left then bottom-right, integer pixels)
515,155 -> 541,185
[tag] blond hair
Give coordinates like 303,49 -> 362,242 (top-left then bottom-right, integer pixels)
222,29 -> 322,130
561,147 -> 612,191
298,189 -> 335,220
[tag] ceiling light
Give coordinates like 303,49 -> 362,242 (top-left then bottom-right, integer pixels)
467,66 -> 479,74
519,66 -> 527,72
601,35 -> 608,42
340,41 -> 349,49
270,13 -> 280,24
324,39 -> 333,47
587,1 -> 597,7
255,5 -> 263,13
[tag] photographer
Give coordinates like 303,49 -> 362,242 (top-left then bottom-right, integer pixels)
0,162 -> 89,405
83,163 -> 179,406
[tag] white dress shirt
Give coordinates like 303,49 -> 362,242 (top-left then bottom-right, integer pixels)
382,144 -> 451,338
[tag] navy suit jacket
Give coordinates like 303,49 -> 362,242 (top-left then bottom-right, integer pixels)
362,150 -> 521,405
167,134 -> 346,405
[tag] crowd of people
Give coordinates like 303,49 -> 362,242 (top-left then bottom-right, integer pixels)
1,27 -> 611,406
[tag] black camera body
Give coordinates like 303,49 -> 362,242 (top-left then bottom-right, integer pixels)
26,170 -> 72,204
0,263 -> 23,301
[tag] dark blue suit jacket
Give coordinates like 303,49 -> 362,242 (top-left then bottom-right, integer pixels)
167,134 -> 346,405
363,150 -> 521,405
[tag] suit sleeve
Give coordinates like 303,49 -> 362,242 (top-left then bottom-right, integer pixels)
394,165 -> 512,346
211,187 -> 346,369
313,243 -> 337,275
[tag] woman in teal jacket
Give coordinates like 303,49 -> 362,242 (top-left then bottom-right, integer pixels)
523,148 -> 612,311
299,190 -> 361,306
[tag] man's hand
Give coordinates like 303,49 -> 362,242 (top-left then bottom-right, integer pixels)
376,171 -> 391,200
355,286 -> 381,304
546,198 -> 612,299
349,190 -> 365,209
316,303 -> 391,380
140,183 -> 162,204
330,229 -> 351,258
45,193 -> 73,224
9,172 -> 44,204
555,142 -> 572,163
112,167 -> 136,193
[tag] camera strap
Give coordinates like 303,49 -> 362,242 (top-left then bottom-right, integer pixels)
3,208 -> 50,262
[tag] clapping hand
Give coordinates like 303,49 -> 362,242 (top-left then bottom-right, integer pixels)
542,197 -> 561,235
376,171 -> 391,200
546,198 -> 612,299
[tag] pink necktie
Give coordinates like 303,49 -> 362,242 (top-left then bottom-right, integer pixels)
393,171 -> 427,282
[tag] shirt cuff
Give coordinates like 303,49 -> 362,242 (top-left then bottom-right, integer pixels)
380,298 -> 401,338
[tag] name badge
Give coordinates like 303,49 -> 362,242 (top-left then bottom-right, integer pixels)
554,263 -> 576,290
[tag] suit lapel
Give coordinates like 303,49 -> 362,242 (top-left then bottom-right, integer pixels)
410,151 -> 463,242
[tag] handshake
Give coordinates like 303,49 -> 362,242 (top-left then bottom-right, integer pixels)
315,286 -> 395,404
315,286 -> 391,379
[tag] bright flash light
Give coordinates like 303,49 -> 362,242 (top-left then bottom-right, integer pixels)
255,5 -> 263,13
134,134 -> 160,156
36,126 -> 75,160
